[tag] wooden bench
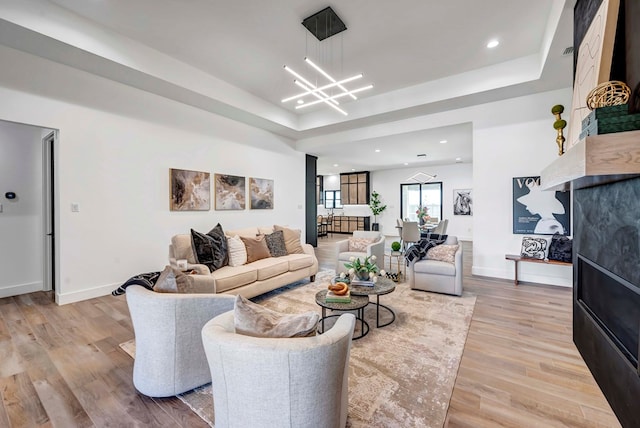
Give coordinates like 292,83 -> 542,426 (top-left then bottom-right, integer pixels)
505,254 -> 572,285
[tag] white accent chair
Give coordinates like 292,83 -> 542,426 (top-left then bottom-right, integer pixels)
202,312 -> 356,428
125,285 -> 235,397
335,230 -> 385,274
407,235 -> 463,296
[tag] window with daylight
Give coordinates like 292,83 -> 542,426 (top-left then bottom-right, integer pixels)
324,190 -> 343,209
400,182 -> 442,222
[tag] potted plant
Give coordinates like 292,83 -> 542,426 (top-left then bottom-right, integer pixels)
343,255 -> 385,281
369,190 -> 387,231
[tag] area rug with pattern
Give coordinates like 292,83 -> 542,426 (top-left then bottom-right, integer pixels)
120,270 -> 476,427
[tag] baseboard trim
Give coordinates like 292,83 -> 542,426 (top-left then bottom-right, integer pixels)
472,265 -> 572,287
56,282 -> 119,305
0,281 -> 43,298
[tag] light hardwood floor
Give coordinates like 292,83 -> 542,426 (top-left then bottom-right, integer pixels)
0,235 -> 620,427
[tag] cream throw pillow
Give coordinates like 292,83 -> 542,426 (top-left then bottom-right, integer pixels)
227,235 -> 248,266
234,295 -> 319,338
273,225 -> 304,254
348,237 -> 375,252
426,244 -> 459,264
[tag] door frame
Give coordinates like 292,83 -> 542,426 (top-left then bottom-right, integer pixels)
42,131 -> 56,294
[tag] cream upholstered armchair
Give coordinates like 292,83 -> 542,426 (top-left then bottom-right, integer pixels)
125,285 -> 235,397
335,230 -> 385,274
202,311 -> 355,428
407,235 -> 463,296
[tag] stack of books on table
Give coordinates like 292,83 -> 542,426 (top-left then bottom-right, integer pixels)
325,290 -> 351,303
351,279 -> 374,287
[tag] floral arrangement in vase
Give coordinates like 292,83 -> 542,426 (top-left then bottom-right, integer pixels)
416,206 -> 430,224
342,255 -> 386,282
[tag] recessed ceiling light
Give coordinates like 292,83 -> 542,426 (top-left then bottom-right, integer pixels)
404,163 -> 409,166
333,163 -> 339,167
375,149 -> 381,153
439,140 -> 447,144
487,39 -> 499,49
455,157 -> 462,162
351,168 -> 356,171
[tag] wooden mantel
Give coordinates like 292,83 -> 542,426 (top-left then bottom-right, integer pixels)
541,130 -> 640,191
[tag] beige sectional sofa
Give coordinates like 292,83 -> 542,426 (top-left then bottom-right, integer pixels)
169,226 -> 318,299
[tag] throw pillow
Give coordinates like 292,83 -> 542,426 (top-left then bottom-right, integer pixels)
404,235 -> 448,265
154,266 -> 196,293
207,223 -> 229,268
227,234 -> 248,266
190,224 -> 229,272
234,295 -> 319,338
264,230 -> 288,257
111,271 -> 161,296
273,225 -> 304,254
520,236 -> 550,260
426,244 -> 459,264
240,235 -> 271,263
548,233 -> 572,263
348,237 -> 375,252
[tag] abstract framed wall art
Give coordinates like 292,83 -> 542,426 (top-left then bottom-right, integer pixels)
512,176 -> 570,235
169,168 -> 210,211
214,174 -> 246,210
453,189 -> 472,215
249,177 -> 274,209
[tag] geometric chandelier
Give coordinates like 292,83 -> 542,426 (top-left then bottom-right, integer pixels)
281,7 -> 373,115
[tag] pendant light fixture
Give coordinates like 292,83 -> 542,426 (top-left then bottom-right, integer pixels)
282,7 -> 373,115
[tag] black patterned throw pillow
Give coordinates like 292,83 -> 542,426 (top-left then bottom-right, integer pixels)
191,223 -> 229,272
520,236 -> 549,260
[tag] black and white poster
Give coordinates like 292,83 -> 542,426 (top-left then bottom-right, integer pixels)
512,176 -> 570,235
453,189 -> 472,215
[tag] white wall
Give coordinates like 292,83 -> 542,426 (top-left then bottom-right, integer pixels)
472,91 -> 573,287
0,121 -> 44,297
0,45 -> 306,304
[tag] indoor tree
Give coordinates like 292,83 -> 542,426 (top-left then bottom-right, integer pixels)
369,190 -> 387,231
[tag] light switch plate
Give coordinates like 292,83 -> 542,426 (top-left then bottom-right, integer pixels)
71,203 -> 80,212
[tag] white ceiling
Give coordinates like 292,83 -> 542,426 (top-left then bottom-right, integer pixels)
0,0 -> 576,174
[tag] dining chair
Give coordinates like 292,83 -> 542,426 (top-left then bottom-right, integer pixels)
401,221 -> 420,252
317,215 -> 327,238
431,219 -> 449,235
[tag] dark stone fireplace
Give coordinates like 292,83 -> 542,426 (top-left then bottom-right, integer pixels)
573,177 -> 640,427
